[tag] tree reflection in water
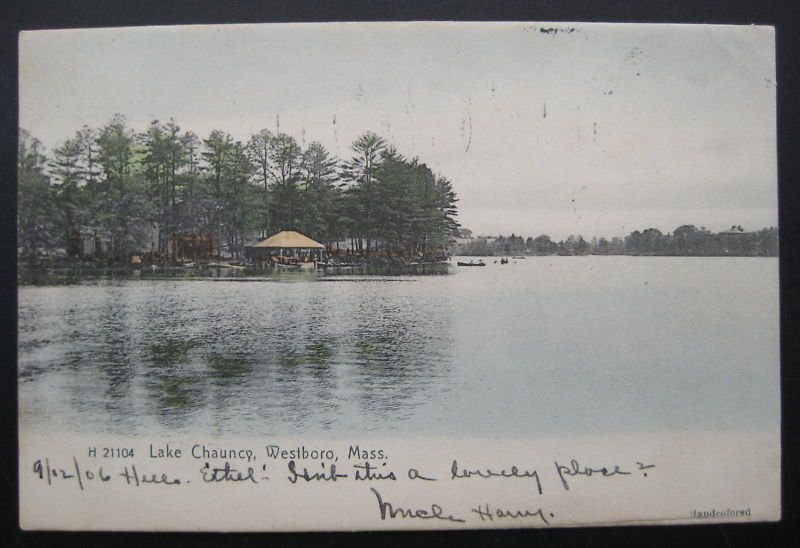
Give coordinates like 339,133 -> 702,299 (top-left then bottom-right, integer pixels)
18,277 -> 455,436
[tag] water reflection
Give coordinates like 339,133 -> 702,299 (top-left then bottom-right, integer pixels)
346,294 -> 454,425
144,337 -> 204,427
154,375 -> 201,411
17,278 -> 456,435
208,354 -> 253,378
18,258 -> 781,437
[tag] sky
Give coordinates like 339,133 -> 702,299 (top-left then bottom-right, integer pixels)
19,22 -> 777,240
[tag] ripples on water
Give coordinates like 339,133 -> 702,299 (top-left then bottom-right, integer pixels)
18,257 -> 780,438
19,275 -> 455,436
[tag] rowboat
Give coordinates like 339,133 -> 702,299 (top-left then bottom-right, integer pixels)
273,262 -> 301,270
457,261 -> 486,267
207,262 -> 246,270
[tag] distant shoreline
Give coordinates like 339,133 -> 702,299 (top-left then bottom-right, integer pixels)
458,250 -> 779,258
17,254 -> 777,286
455,225 -> 778,258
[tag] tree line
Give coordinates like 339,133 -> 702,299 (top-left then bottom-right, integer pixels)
459,225 -> 778,257
18,116 -> 460,264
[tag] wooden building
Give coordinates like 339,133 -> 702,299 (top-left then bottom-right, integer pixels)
246,230 -> 326,268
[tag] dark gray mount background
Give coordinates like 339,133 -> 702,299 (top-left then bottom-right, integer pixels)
2,1 -> 799,547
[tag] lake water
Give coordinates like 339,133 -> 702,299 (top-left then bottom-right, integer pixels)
18,256 -> 780,438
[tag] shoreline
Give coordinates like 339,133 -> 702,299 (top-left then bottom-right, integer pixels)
17,262 -> 454,285
17,254 -> 778,286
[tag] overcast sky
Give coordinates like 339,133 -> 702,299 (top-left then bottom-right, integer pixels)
19,22 -> 777,239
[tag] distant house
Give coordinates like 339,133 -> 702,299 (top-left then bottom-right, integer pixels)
171,233 -> 217,262
451,236 -> 474,254
79,223 -> 159,260
718,225 -> 751,255
719,225 -> 748,236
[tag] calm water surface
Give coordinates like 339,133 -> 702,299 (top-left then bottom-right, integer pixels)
18,256 -> 780,438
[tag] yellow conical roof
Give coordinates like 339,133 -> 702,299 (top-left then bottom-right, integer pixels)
252,230 -> 325,249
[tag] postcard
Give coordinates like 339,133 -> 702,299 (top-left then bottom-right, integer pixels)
18,21 -> 779,531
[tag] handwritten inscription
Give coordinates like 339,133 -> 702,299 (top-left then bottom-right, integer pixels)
119,465 -> 182,486
287,460 -> 348,483
354,461 -> 397,481
201,462 -> 258,484
471,503 -> 552,524
554,459 -> 641,491
30,447 -> 656,526
371,488 -> 465,523
33,457 -> 110,490
451,460 -> 543,494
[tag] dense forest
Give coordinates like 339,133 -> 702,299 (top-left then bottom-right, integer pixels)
18,116 -> 460,265
459,225 -> 779,257
18,115 -> 778,267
